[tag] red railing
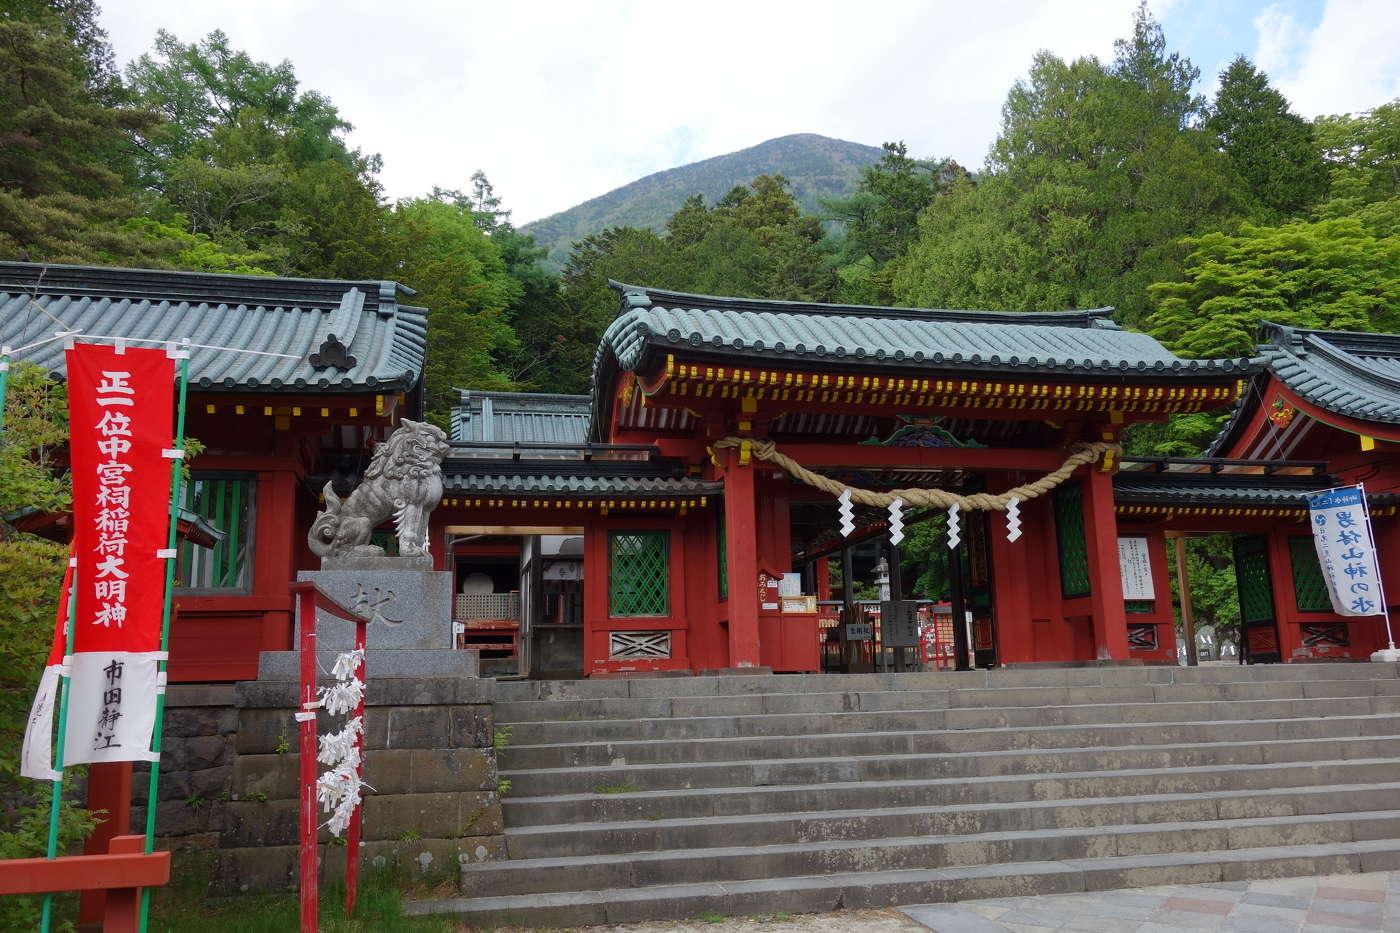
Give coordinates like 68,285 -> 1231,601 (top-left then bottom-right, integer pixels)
290,581 -> 370,933
0,833 -> 169,933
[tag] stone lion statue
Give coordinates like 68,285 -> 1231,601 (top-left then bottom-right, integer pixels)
307,419 -> 451,568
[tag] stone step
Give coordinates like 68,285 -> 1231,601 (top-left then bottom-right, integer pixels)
492,678 -> 1400,724
500,712 -> 1400,770
502,757 -> 1400,827
500,694 -> 1400,745
500,734 -> 1400,796
406,838 -> 1400,927
491,663 -> 1400,703
503,781 -> 1400,859
462,809 -> 1400,897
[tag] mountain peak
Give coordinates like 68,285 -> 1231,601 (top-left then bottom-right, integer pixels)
521,134 -> 884,268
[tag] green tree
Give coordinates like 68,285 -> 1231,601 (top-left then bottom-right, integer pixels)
124,30 -> 389,278
0,15 -> 166,265
1206,57 -> 1326,219
1147,217 -> 1400,358
0,363 -> 97,929
894,5 -> 1243,326
1314,99 -> 1400,235
387,195 -> 522,421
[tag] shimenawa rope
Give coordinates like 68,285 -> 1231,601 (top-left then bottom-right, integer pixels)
711,436 -> 1119,512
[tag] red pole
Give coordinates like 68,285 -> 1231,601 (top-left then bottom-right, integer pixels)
344,617 -> 366,917
298,593 -> 318,933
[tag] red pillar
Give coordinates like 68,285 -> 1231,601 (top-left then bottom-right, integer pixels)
79,761 -> 134,924
990,475 -> 1035,664
1266,528 -> 1304,662
1081,465 -> 1130,659
815,558 -> 831,602
723,448 -> 761,667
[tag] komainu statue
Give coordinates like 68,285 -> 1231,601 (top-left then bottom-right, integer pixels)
308,419 -> 451,569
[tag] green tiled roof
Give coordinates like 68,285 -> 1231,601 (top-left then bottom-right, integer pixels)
1259,324 -> 1400,422
1208,323 -> 1400,455
596,283 -> 1254,380
451,390 -> 590,444
442,467 -> 718,498
1114,473 -> 1335,508
0,262 -> 426,394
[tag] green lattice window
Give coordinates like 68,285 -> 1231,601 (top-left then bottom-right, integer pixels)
1054,483 -> 1091,598
717,506 -> 728,600
610,531 -> 669,617
177,473 -> 254,591
1233,535 -> 1275,624
1125,600 -> 1155,614
1289,535 -> 1331,612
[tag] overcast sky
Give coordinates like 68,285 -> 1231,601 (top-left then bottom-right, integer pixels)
98,0 -> 1400,226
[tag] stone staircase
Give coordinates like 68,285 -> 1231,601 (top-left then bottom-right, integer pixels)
406,663 -> 1400,927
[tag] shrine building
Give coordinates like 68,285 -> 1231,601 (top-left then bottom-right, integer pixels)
3,262 -> 1397,681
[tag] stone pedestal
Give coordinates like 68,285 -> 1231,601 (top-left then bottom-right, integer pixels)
293,569 -> 454,650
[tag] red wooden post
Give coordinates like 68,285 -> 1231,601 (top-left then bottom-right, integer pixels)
722,448 -> 762,667
78,761 -> 133,925
0,833 -> 168,930
344,614 -> 366,917
297,589 -> 318,933
1082,464 -> 1131,659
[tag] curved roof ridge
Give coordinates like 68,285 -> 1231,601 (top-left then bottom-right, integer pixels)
608,280 -> 1119,328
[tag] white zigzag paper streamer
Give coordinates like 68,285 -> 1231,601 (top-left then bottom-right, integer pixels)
1005,495 -> 1022,542
838,489 -> 855,537
316,647 -> 367,837
946,502 -> 962,550
887,498 -> 905,546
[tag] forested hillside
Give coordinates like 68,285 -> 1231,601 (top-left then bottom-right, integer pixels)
520,133 -> 885,269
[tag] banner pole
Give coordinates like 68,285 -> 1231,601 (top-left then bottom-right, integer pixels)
39,562 -> 78,933
0,346 -> 11,435
1359,482 -> 1397,651
138,343 -> 190,933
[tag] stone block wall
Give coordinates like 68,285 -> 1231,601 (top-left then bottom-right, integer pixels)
209,675 -> 504,894
130,684 -> 239,849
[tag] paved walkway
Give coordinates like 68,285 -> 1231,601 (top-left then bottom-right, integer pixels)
899,871 -> 1400,932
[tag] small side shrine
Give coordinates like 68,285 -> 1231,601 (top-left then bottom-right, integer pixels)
0,261 -> 428,682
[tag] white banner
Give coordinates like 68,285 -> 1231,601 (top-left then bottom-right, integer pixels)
62,651 -> 161,766
1307,486 -> 1383,617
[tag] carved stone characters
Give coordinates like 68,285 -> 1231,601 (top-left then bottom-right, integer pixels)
307,419 -> 451,569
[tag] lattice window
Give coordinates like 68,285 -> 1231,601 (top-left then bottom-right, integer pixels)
609,630 -> 672,659
1288,535 -> 1331,612
1233,535 -> 1275,624
609,531 -> 669,617
717,506 -> 728,600
1054,483 -> 1091,598
1125,600 -> 1155,614
178,473 -> 254,591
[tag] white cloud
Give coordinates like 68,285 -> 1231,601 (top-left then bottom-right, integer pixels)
1254,0 -> 1400,118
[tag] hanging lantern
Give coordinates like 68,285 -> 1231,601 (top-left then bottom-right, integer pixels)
887,498 -> 904,546
1006,495 -> 1022,542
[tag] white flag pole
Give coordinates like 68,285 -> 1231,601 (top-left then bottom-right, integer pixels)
1359,482 -> 1397,653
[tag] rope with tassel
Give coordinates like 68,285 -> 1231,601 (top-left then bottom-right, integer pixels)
711,436 -> 1119,511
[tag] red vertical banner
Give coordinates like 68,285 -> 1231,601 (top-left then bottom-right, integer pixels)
63,343 -> 174,766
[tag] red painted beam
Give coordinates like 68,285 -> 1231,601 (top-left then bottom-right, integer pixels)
763,443 -> 1070,471
0,841 -> 170,895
